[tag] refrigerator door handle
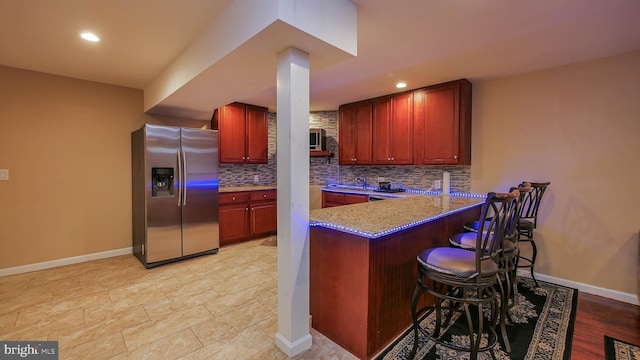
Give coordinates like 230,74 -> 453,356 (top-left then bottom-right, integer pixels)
182,149 -> 187,206
177,150 -> 182,207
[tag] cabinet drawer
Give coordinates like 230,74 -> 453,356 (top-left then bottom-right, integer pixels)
323,192 -> 344,204
344,194 -> 368,204
219,192 -> 250,205
251,189 -> 277,201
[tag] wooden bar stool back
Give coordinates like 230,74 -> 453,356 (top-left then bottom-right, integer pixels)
516,181 -> 551,286
409,190 -> 519,360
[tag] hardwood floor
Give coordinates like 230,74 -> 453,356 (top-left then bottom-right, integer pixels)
573,292 -> 640,359
1,235 -> 638,359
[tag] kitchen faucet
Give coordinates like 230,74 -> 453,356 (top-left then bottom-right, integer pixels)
355,177 -> 367,189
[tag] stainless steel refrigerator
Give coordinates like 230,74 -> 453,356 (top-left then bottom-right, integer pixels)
131,124 -> 219,268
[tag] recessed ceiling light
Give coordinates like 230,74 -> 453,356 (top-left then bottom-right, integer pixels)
80,32 -> 100,42
396,82 -> 407,89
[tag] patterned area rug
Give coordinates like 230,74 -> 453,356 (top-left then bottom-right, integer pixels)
374,277 -> 577,360
604,336 -> 640,360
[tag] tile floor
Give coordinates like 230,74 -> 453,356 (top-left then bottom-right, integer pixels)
0,237 -> 358,359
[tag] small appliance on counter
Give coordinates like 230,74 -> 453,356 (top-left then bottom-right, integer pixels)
375,181 -> 405,193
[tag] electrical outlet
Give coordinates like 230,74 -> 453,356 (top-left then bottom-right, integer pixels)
0,169 -> 8,181
254,175 -> 259,183
378,177 -> 385,183
434,180 -> 441,189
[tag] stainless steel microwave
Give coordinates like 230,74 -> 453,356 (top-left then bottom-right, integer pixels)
310,128 -> 326,151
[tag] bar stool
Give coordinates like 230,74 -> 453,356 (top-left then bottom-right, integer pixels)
449,186 -> 527,353
458,183 -> 531,292
409,190 -> 518,360
516,181 -> 550,286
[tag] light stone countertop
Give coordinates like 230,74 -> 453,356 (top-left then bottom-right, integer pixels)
219,185 -> 277,193
309,192 -> 485,239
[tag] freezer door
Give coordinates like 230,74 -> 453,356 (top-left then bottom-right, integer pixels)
145,125 -> 183,263
181,128 -> 219,255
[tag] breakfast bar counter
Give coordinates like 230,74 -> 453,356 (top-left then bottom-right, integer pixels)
310,191 -> 484,238
309,193 -> 484,359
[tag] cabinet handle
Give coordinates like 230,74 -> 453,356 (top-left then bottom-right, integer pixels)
232,196 -> 236,201
263,194 -> 267,198
251,208 -> 254,211
454,155 -> 458,159
246,208 -> 249,211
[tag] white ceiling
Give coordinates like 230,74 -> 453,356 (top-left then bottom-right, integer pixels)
1,0 -> 639,119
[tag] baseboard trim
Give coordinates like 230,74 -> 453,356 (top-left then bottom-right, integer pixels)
2,251 -> 637,306
0,247 -> 133,277
275,332 -> 313,357
517,270 -> 640,306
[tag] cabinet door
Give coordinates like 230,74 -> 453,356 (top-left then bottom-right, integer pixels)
339,102 -> 372,165
414,80 -> 471,165
339,106 -> 357,165
219,203 -> 250,245
322,191 -> 343,208
246,105 -> 268,164
372,97 -> 392,164
251,201 -> 277,236
389,93 -> 413,164
373,93 -> 413,164
217,103 -> 246,164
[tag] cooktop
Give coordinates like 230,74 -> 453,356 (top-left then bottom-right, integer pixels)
373,188 -> 405,193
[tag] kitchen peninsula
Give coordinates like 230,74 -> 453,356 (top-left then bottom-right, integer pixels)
309,191 -> 484,359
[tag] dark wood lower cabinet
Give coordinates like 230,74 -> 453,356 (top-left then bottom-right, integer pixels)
219,203 -> 251,244
219,190 -> 277,246
322,191 -> 368,208
250,201 -> 277,236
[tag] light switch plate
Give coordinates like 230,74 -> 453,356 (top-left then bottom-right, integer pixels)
434,180 -> 441,189
0,169 -> 8,181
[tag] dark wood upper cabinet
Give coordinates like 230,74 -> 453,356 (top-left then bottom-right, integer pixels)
413,79 -> 472,165
372,92 -> 413,165
245,105 -> 269,164
337,79 -> 472,166
212,102 -> 268,164
338,101 -> 372,165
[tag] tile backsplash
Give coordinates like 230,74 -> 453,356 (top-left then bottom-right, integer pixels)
220,111 -> 471,192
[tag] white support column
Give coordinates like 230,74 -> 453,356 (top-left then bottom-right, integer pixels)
275,47 -> 312,357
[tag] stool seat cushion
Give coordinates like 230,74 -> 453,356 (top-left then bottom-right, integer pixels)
502,239 -> 516,254
463,220 -> 492,232
451,232 -> 516,258
450,231 -> 493,250
417,247 -> 499,279
518,219 -> 534,231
